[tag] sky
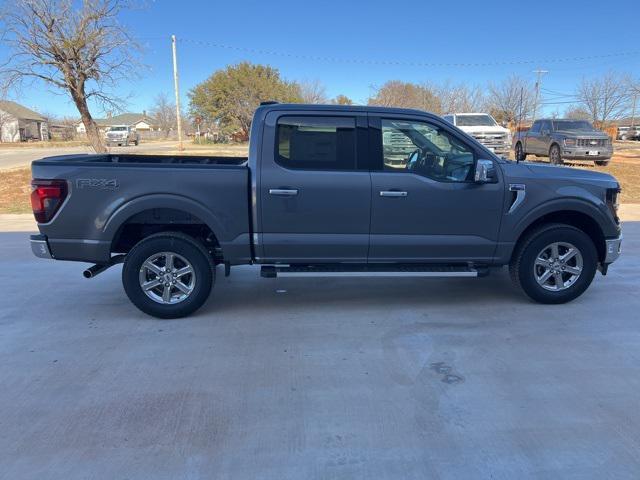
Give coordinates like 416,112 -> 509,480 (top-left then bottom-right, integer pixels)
3,0 -> 639,118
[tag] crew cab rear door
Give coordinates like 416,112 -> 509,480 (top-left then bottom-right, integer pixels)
367,114 -> 504,263
258,110 -> 371,263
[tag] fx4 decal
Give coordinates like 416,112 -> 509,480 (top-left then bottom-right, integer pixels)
76,178 -> 119,191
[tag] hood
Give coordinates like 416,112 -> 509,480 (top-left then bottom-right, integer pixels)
524,162 -> 618,186
458,125 -> 509,134
554,129 -> 608,138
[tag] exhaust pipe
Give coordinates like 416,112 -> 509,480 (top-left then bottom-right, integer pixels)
83,254 -> 126,279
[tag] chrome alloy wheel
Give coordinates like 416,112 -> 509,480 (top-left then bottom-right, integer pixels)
138,251 -> 196,304
534,242 -> 583,291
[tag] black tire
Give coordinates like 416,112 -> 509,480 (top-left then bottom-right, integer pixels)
134,139 -> 139,146
509,223 -> 598,304
122,232 -> 214,318
515,142 -> 527,161
549,144 -> 563,165
595,160 -> 609,166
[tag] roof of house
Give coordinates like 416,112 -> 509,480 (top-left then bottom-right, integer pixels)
76,113 -> 158,127
0,100 -> 46,121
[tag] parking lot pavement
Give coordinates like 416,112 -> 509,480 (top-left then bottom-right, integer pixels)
1,224 -> 639,479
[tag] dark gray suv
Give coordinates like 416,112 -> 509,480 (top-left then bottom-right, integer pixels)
514,119 -> 613,166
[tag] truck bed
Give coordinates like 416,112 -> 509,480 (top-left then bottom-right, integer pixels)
31,154 -> 252,264
33,153 -> 248,166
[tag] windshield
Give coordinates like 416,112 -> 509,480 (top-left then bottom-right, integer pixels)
552,120 -> 595,131
109,126 -> 127,131
455,115 -> 497,127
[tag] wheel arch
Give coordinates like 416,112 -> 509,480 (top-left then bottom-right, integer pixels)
103,194 -> 226,261
512,208 -> 607,263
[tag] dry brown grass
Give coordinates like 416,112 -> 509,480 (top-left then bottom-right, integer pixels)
0,168 -> 32,213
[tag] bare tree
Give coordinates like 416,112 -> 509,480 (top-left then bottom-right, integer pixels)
368,80 -> 441,113
1,0 -> 140,152
436,81 -> 485,114
486,75 -> 535,123
331,94 -> 353,105
297,79 -> 328,104
150,92 -> 177,138
576,73 -> 631,126
564,105 -> 591,121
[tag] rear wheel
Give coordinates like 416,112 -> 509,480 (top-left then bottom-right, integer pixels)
515,142 -> 527,161
549,144 -> 563,165
122,232 -> 214,318
509,224 -> 597,304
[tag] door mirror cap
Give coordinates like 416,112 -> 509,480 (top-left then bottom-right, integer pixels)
474,159 -> 497,183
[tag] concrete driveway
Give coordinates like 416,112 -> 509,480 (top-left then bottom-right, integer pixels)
1,221 -> 639,479
0,141 -> 178,169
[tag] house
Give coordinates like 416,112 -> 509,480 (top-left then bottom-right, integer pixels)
0,100 -> 49,142
75,112 -> 159,134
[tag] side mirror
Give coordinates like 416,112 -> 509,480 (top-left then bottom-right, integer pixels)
474,159 -> 497,183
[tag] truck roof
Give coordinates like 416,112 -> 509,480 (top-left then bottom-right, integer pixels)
256,102 -> 441,119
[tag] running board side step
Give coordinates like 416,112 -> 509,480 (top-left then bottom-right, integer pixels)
261,264 -> 488,278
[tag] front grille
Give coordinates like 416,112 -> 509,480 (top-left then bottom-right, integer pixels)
471,132 -> 509,148
577,138 -> 608,147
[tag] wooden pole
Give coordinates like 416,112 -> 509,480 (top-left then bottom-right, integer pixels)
172,35 -> 184,151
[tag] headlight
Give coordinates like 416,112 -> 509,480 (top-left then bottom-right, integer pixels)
564,138 -> 576,147
606,187 -> 621,223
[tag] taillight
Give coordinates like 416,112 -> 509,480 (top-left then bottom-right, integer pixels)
30,179 -> 68,223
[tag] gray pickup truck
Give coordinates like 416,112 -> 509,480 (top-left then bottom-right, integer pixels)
30,103 -> 622,318
513,119 -> 613,165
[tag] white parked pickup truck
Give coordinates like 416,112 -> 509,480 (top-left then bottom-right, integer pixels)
443,113 -> 511,158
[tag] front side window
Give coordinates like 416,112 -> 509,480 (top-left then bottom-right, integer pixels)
276,116 -> 356,170
381,119 -> 475,182
529,121 -> 541,133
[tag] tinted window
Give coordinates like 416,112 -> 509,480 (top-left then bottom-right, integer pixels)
276,116 -> 356,170
381,119 -> 475,182
529,121 -> 541,133
552,120 -> 595,131
455,115 -> 497,127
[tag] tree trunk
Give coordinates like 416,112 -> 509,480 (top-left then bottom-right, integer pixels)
70,90 -> 106,153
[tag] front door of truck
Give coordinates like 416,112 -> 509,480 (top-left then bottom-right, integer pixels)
259,112 -> 371,263
368,115 -> 504,263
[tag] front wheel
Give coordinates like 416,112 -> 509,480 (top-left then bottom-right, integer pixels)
122,232 -> 214,318
549,144 -> 563,165
509,224 -> 597,304
595,160 -> 609,166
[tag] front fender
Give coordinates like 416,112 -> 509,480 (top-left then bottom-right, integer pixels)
511,195 -> 615,241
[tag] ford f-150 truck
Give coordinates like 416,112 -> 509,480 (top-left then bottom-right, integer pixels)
442,113 -> 512,158
30,103 -> 622,318
513,119 -> 613,165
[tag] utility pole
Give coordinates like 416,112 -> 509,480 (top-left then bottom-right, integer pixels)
631,93 -> 637,128
171,35 -> 184,151
532,69 -> 548,123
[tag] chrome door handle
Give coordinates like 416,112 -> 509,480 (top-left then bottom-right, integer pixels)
269,188 -> 299,196
380,190 -> 408,197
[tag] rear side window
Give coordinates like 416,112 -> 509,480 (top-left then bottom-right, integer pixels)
276,116 -> 356,170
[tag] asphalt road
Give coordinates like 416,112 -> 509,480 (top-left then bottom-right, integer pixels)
0,141 -> 178,169
1,223 -> 639,479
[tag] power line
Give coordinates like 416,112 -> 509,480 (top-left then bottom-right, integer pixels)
176,37 -> 640,68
